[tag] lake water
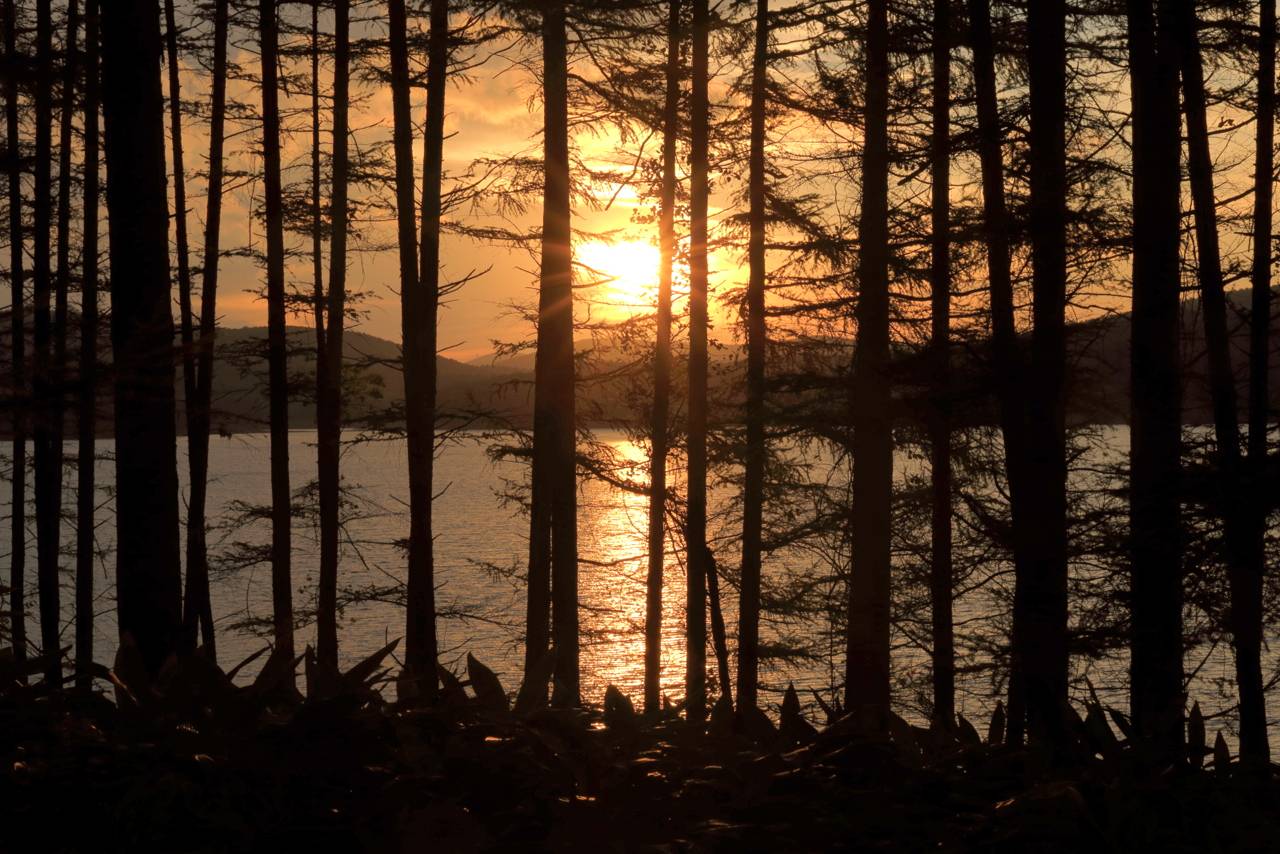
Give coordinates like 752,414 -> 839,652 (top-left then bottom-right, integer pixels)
0,427 -> 1266,741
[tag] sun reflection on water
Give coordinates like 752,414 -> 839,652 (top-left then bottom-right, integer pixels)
577,437 -> 689,704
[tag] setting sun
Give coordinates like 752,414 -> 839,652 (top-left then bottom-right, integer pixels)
576,239 -> 662,311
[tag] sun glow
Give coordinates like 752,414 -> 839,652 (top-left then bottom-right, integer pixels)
576,240 -> 663,313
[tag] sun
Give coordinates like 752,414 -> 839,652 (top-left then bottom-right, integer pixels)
576,240 -> 663,312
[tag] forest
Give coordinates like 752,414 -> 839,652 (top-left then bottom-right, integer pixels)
4,0 -> 1280,849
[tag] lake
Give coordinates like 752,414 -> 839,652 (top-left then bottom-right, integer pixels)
0,427 -> 1264,741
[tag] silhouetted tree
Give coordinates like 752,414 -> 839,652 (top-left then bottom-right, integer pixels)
526,0 -> 579,706
1021,0 -> 1069,749
258,0 -> 295,664
685,0 -> 709,725
49,0 -> 75,682
74,0 -> 99,691
1126,0 -> 1183,759
1175,0 -> 1269,764
735,0 -> 767,714
101,0 -> 183,677
183,0 -> 228,655
4,0 -> 27,674
847,0 -> 892,725
32,0 -> 60,687
394,0 -> 443,697
643,0 -> 680,716
316,0 -> 349,676
927,0 -> 953,730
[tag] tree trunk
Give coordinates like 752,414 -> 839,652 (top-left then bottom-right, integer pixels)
1174,0 -> 1270,764
1126,0 -> 1184,760
1022,0 -> 1070,749
33,0 -> 61,687
927,0 -> 954,731
316,0 -> 349,675
182,0 -> 226,656
542,0 -> 578,706
101,0 -> 183,677
967,0 -> 1033,747
685,0 -> 710,724
310,0 -> 325,362
846,0 -> 891,725
49,0 -> 76,685
736,0 -> 768,714
258,0 -> 293,664
1244,0 -> 1275,764
643,0 -> 680,715
162,0 -> 201,657
394,0 -> 444,698
75,0 -> 99,691
4,0 -> 27,674
706,545 -> 732,707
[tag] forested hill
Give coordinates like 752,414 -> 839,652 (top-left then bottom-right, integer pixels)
1,289 -> 1276,435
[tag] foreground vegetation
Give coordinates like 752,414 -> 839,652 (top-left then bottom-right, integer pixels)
3,646 -> 1279,852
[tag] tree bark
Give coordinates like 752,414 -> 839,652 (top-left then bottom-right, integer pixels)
310,0 -> 325,363
1126,0 -> 1184,760
101,0 -> 183,677
736,0 -> 768,714
33,0 -> 61,687
182,0 -> 227,656
928,0 -> 954,730
316,0 -> 349,675
685,0 -> 710,724
1022,0 -> 1071,749
846,0 -> 892,725
49,0 -> 76,685
75,0 -> 99,691
968,0 -> 1023,739
1244,0 -> 1275,765
4,0 -> 27,673
967,0 -> 1033,747
542,0 -> 578,706
397,0 -> 445,697
1174,0 -> 1270,764
258,0 -> 294,664
162,0 -> 203,658
643,0 -> 681,716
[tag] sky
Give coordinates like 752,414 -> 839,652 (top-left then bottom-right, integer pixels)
174,6 -> 754,363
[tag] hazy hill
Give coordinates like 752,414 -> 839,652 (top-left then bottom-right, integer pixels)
2,289 -> 1277,436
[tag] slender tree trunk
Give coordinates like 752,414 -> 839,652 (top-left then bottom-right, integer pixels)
927,0 -> 954,730
1126,0 -> 1184,760
736,0 -> 768,714
967,0 -> 1032,744
1244,0 -> 1275,762
162,0 -> 202,657
33,0 -> 61,686
183,0 -> 226,655
543,0 -> 578,706
316,0 -> 349,674
397,0 -> 444,697
846,0 -> 891,725
644,0 -> 681,715
4,0 -> 27,673
1249,0 -> 1275,471
101,0 -> 183,677
163,0 -> 196,522
1175,0 -> 1269,764
258,0 -> 293,664
75,0 -> 99,691
1022,0 -> 1070,749
685,0 -> 710,724
49,0 -> 76,685
310,0 -> 325,361
706,545 -> 732,707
